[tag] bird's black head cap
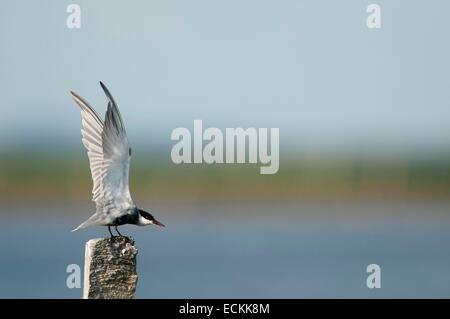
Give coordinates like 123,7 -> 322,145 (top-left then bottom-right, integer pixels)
138,209 -> 154,221
138,209 -> 165,227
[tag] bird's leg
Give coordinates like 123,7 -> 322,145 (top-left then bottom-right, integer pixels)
115,226 -> 123,237
108,226 -> 115,238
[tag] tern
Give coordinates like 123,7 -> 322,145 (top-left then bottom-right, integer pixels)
70,82 -> 165,237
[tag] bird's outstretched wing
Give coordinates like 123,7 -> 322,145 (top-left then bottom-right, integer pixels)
70,82 -> 132,211
99,82 -> 132,208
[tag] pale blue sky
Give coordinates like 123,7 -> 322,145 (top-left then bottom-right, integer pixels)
1,0 -> 450,155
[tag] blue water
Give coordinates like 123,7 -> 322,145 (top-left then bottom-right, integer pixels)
1,201 -> 450,298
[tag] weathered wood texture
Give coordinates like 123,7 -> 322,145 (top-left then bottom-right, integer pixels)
83,236 -> 138,299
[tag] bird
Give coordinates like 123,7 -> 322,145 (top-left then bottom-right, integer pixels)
70,81 -> 165,238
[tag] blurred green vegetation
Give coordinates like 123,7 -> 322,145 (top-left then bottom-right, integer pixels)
1,152 -> 450,204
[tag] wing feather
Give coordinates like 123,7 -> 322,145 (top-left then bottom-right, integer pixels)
100,82 -> 132,207
70,91 -> 105,202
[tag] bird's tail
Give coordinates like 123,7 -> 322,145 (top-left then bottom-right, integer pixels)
72,213 -> 103,232
71,223 -> 86,232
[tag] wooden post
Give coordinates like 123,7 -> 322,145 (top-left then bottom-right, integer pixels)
83,236 -> 138,299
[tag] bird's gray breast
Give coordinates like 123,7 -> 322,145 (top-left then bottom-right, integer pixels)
112,208 -> 138,226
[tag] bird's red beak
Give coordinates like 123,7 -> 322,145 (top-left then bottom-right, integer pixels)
154,219 -> 165,227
